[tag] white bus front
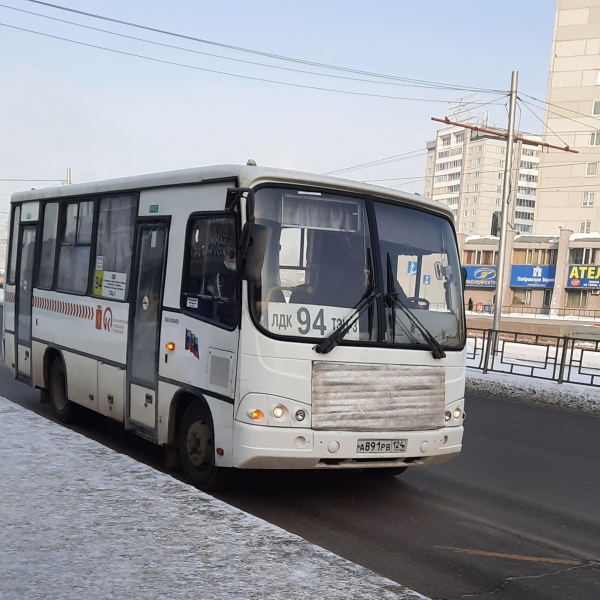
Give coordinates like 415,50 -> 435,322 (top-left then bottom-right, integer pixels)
234,185 -> 466,475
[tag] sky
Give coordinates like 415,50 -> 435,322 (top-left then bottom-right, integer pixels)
0,0 -> 558,215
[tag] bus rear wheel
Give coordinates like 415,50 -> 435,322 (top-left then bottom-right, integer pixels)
362,467 -> 407,478
179,400 -> 234,491
49,357 -> 77,423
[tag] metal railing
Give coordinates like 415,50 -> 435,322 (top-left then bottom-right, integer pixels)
466,327 -> 600,387
465,304 -> 600,320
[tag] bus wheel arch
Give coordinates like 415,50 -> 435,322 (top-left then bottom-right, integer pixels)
175,394 -> 235,491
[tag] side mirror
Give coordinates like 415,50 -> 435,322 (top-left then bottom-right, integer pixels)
460,266 -> 467,291
241,223 -> 267,282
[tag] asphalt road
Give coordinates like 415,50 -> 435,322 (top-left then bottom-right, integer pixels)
0,363 -> 598,600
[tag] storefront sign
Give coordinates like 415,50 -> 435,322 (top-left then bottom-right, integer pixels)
567,265 -> 600,288
510,265 -> 556,288
464,266 -> 497,288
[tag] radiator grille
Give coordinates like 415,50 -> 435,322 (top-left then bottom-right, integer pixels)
312,362 -> 445,432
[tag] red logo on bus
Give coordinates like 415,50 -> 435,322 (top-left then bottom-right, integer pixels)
103,307 -> 113,331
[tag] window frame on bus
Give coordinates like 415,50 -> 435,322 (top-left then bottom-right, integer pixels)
54,198 -> 95,296
7,204 -> 21,286
180,210 -> 241,330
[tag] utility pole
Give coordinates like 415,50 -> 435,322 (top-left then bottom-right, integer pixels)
66,168 -> 72,185
432,72 -> 578,338
492,70 -> 518,333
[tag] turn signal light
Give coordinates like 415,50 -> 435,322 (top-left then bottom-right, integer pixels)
248,409 -> 264,421
166,342 -> 175,351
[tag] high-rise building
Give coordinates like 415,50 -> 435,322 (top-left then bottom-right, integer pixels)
424,125 -> 541,235
534,0 -> 600,234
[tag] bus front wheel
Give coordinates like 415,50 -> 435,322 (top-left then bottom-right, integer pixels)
179,400 -> 234,491
49,357 -> 77,423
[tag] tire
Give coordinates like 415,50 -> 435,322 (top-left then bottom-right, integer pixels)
362,467 -> 408,478
49,357 -> 77,423
179,400 -> 235,491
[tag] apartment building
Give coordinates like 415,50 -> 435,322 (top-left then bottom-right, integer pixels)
424,125 -> 541,236
535,0 -> 600,234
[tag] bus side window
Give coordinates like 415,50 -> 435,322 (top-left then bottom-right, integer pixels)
36,202 -> 59,289
56,200 -> 94,294
182,215 -> 239,329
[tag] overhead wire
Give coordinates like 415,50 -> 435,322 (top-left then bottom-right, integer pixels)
0,3 -> 509,92
0,22 -> 467,103
22,0 -> 507,94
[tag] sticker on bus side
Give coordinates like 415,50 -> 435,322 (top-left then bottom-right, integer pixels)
266,302 -> 359,340
93,270 -> 127,300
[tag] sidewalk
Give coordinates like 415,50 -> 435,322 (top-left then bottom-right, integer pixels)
0,398 -> 426,600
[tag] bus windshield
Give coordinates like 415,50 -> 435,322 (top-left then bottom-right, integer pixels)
250,186 -> 464,349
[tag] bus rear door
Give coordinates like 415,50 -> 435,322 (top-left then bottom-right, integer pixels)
126,221 -> 169,439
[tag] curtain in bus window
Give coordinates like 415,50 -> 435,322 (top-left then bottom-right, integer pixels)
96,195 -> 136,299
282,196 -> 359,231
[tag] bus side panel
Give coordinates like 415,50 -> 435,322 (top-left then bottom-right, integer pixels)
33,290 -> 129,365
63,351 -> 98,412
32,340 -> 47,388
4,332 -> 15,372
98,362 -> 125,422
3,285 -> 16,371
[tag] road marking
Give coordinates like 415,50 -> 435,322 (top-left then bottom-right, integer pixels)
436,546 -> 581,565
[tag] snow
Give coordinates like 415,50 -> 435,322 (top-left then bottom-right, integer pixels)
1,341 -> 598,600
0,398 -> 426,600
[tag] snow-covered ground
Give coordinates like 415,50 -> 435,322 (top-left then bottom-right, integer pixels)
0,398 -> 426,600
1,340 -> 598,600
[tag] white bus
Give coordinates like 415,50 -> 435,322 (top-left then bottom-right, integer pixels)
3,163 -> 466,490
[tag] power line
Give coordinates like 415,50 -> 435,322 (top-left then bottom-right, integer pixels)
520,95 -> 600,130
22,0 -> 507,94
522,92 -> 600,124
323,150 -> 427,175
0,3 -> 510,93
0,22 -> 472,104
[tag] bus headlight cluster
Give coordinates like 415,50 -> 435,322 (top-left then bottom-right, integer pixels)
238,394 -> 310,427
444,401 -> 465,425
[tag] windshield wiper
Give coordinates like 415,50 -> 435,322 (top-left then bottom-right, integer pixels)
314,289 -> 379,354
385,253 -> 446,360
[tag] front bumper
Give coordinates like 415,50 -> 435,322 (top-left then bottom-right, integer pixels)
232,421 -> 463,469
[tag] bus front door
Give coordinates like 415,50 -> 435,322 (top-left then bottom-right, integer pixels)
126,222 -> 168,439
15,225 -> 37,381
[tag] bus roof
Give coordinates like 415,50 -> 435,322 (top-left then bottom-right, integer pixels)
10,163 -> 452,219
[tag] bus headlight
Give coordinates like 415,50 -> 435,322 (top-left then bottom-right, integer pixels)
273,405 -> 285,419
295,409 -> 306,422
452,407 -> 462,420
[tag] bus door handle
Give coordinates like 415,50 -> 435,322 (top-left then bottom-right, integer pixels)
144,393 -> 153,407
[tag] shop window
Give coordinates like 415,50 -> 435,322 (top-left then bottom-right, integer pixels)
512,289 -> 531,305
567,289 -> 588,308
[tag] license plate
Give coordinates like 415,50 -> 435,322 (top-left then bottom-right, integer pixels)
356,439 -> 407,453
